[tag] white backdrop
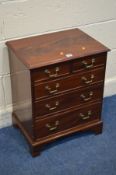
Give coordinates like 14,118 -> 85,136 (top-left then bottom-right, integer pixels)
0,0 -> 116,128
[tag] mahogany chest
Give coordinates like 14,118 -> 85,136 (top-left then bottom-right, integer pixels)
6,29 -> 110,156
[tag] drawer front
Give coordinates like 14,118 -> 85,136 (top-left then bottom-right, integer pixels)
72,53 -> 107,73
34,84 -> 103,117
33,67 -> 105,99
34,102 -> 102,138
32,62 -> 70,82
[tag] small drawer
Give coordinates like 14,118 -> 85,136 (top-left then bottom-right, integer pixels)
31,62 -> 70,82
33,67 -> 105,99
34,102 -> 102,138
34,83 -> 103,117
72,53 -> 107,73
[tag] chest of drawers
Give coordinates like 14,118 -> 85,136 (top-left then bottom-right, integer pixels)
6,29 -> 110,156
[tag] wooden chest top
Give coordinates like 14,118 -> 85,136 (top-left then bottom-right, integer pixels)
6,28 -> 109,69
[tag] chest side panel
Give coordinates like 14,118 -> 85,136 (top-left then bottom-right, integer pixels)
9,49 -> 33,137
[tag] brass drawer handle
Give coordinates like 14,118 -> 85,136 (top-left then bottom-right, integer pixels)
45,101 -> 59,111
82,58 -> 95,69
46,120 -> 59,131
45,67 -> 60,78
82,74 -> 94,84
80,91 -> 93,101
45,83 -> 60,94
79,110 -> 92,120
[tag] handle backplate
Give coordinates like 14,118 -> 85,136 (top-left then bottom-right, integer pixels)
45,101 -> 59,111
45,67 -> 60,78
45,83 -> 60,94
82,58 -> 95,69
80,91 -> 93,101
82,74 -> 94,84
46,120 -> 59,131
79,110 -> 92,120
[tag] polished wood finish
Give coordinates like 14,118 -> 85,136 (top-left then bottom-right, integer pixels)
34,102 -> 102,138
33,67 -> 105,99
6,28 -> 110,156
6,29 -> 109,69
34,83 -> 103,117
32,62 -> 70,82
72,53 -> 107,73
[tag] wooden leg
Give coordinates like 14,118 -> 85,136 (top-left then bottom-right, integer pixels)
91,121 -> 103,135
12,113 -> 42,157
12,114 -> 19,129
30,145 -> 42,157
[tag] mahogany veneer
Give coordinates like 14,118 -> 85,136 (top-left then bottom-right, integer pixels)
6,28 -> 110,156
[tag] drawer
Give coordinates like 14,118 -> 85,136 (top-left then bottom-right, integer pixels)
72,53 -> 107,73
34,83 -> 103,117
31,62 -> 70,82
34,102 -> 102,138
33,67 -> 105,99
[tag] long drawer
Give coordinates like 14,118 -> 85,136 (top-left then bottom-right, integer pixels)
34,102 -> 102,139
34,83 -> 103,117
33,67 -> 105,100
